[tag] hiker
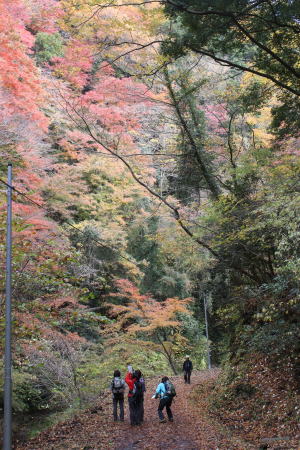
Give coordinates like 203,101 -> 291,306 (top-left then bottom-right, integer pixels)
110,369 -> 125,422
125,367 -> 144,426
154,376 -> 176,423
139,371 -> 146,422
183,355 -> 193,384
134,369 -> 146,424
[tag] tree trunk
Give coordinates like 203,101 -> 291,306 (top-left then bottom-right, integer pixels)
156,333 -> 178,375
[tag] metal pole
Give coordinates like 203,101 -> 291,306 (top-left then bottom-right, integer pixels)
204,297 -> 211,369
3,163 -> 12,450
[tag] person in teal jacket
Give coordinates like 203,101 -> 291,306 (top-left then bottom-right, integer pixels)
154,376 -> 174,423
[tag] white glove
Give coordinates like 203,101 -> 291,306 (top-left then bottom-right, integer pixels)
127,365 -> 133,373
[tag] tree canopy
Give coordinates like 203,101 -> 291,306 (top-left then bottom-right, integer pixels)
0,0 -> 299,443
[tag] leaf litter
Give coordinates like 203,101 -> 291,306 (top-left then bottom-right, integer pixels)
14,370 -> 297,449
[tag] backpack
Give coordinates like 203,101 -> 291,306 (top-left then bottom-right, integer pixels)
112,377 -> 125,396
132,380 -> 143,402
164,380 -> 176,398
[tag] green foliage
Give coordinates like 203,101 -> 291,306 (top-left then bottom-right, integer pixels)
35,32 -> 64,65
127,216 -> 191,299
97,342 -> 171,387
0,365 -> 60,413
164,0 -> 300,89
175,311 -> 207,368
164,66 -> 221,199
163,0 -> 300,137
61,313 -> 106,342
12,371 -> 50,412
243,320 -> 299,356
271,94 -> 300,137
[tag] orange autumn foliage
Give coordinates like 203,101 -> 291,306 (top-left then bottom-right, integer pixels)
107,279 -> 191,335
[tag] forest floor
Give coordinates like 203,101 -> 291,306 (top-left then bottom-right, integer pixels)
14,370 -> 298,450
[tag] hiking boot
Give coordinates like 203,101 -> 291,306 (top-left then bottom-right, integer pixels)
159,418 -> 166,423
169,418 -> 174,422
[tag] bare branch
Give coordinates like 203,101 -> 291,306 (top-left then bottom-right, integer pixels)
188,47 -> 300,97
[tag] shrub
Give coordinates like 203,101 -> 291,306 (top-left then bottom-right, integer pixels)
35,32 -> 64,65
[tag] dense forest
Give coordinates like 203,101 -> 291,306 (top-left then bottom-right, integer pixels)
0,0 -> 299,448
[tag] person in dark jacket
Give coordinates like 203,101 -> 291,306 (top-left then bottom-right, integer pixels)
110,369 -> 125,421
183,355 -> 193,384
125,367 -> 144,425
139,371 -> 146,422
134,370 -> 145,424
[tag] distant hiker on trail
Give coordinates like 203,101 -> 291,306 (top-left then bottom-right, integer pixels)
153,376 -> 176,423
110,369 -> 126,422
125,366 -> 144,426
183,355 -> 193,384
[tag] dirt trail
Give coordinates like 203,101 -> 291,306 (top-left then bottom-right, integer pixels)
15,370 -> 255,450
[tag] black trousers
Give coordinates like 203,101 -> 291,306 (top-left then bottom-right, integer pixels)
184,370 -> 191,384
140,398 -> 144,422
158,397 -> 173,420
113,395 -> 124,421
128,396 -> 143,425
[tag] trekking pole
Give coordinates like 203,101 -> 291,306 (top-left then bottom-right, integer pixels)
3,163 -> 13,450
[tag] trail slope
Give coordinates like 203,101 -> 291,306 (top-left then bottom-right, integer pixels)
16,370 -> 254,450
